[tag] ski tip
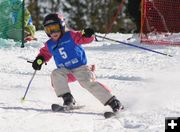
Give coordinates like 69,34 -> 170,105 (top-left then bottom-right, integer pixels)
104,112 -> 115,119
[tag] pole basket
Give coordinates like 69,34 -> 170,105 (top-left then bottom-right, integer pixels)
140,0 -> 180,46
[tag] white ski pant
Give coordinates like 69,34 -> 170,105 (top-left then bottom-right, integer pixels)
51,65 -> 113,105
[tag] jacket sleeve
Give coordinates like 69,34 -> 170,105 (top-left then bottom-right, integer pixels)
70,30 -> 94,45
38,43 -> 52,62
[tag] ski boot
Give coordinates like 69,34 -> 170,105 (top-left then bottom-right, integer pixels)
62,93 -> 76,107
106,96 -> 124,112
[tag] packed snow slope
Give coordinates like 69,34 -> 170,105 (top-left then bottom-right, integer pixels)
0,31 -> 180,132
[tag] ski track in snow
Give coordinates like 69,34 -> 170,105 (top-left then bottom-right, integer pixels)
0,31 -> 180,132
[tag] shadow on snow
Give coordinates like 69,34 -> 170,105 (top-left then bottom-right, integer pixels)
97,75 -> 150,82
0,106 -> 103,116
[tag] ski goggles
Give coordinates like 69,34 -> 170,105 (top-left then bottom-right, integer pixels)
44,23 -> 61,35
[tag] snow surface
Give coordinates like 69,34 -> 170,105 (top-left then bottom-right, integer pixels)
0,31 -> 180,132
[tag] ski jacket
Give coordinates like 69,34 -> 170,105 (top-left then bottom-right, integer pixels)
38,30 -> 94,82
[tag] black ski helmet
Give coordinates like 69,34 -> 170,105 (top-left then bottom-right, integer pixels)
43,13 -> 65,36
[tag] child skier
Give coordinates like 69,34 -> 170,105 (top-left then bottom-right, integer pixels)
32,13 -> 123,112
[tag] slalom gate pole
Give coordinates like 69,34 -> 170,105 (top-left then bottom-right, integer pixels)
103,0 -> 125,40
95,34 -> 173,57
21,70 -> 37,101
21,0 -> 25,48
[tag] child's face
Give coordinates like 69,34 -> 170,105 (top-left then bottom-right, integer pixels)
50,32 -> 61,41
44,23 -> 62,41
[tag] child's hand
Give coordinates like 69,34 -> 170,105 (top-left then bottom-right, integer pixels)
82,28 -> 95,38
32,56 -> 44,70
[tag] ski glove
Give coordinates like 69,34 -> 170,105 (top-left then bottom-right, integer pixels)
32,56 -> 44,70
82,28 -> 95,38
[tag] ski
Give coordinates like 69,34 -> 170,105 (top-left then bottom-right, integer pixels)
104,106 -> 125,119
52,104 -> 123,119
51,104 -> 85,112
104,111 -> 119,119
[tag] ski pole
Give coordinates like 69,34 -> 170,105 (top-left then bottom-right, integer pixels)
95,34 -> 173,57
21,70 -> 37,101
